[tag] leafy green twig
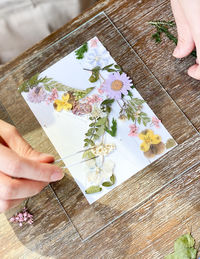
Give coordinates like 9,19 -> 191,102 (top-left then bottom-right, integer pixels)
149,20 -> 197,57
18,73 -> 94,100
75,42 -> 88,59
84,64 -> 123,83
120,98 -> 150,126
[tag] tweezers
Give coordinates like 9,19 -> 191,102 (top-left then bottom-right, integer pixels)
54,147 -> 98,169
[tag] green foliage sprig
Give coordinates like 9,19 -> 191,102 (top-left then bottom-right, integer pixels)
18,73 -> 51,93
18,73 -> 94,101
84,116 -> 108,147
105,118 -> 117,137
149,20 -> 197,57
75,42 -> 88,59
85,64 -> 123,83
122,98 -> 150,126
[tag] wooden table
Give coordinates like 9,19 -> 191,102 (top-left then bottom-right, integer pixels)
0,0 -> 199,258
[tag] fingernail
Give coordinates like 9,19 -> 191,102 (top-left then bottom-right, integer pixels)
51,170 -> 64,181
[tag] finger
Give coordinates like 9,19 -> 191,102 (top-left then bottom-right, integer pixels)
0,171 -> 48,200
0,198 -> 24,213
188,64 -> 200,80
171,0 -> 195,58
0,120 -> 54,163
0,144 -> 64,182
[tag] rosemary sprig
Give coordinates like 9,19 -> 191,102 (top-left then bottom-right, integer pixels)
149,20 -> 197,57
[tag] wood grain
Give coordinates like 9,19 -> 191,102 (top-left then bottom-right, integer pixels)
0,12 -> 198,240
0,0 -> 199,258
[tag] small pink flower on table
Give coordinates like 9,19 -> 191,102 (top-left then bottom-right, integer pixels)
102,72 -> 132,100
152,116 -> 161,128
128,124 -> 139,137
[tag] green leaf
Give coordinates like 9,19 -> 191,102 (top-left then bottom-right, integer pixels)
166,139 -> 176,149
96,126 -> 105,137
165,234 -> 197,259
102,181 -> 113,187
114,64 -> 122,70
128,90 -> 133,97
102,64 -> 114,70
174,234 -> 195,251
82,150 -> 95,159
107,69 -> 117,72
75,42 -> 88,59
85,186 -> 102,194
105,118 -> 117,137
96,117 -> 107,126
101,99 -> 115,106
110,174 -> 116,184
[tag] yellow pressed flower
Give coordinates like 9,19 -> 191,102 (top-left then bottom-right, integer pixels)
54,93 -> 73,112
139,129 -> 161,152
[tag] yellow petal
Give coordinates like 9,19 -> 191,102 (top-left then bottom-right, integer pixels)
62,93 -> 70,101
140,142 -> 150,152
54,100 -> 63,112
63,103 -> 72,110
151,134 -> 161,144
146,129 -> 154,138
139,129 -> 152,140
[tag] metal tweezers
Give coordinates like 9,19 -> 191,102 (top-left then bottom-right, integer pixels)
54,147 -> 98,169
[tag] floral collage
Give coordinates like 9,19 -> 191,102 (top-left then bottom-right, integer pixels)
20,37 -> 177,204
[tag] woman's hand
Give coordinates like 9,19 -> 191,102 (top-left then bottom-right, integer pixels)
0,120 -> 64,212
171,0 -> 200,79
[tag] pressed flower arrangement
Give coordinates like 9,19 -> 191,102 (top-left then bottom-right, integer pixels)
19,36 -> 176,204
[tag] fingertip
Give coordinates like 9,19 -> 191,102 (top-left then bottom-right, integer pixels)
188,64 -> 200,80
173,42 -> 195,58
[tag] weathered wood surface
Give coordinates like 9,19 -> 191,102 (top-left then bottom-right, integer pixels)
0,0 -> 199,258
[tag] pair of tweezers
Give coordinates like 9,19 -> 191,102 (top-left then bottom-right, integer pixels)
54,147 -> 98,169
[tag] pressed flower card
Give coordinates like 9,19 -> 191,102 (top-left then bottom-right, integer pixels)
19,37 -> 177,204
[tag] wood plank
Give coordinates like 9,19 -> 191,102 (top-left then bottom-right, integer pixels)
0,13 -> 198,240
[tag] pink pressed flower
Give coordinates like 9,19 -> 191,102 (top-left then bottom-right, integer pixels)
46,88 -> 58,104
98,86 -> 104,94
128,124 -> 139,137
27,86 -> 47,103
152,116 -> 161,128
102,72 -> 132,100
72,103 -> 92,116
90,38 -> 98,48
86,94 -> 102,105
